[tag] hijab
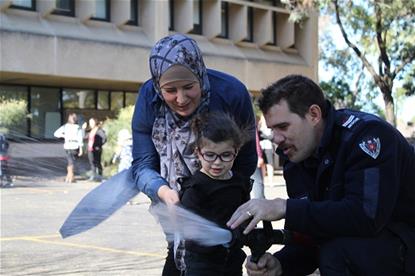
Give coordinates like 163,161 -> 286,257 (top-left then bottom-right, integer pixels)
149,34 -> 211,190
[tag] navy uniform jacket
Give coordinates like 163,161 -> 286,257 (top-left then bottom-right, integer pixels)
279,101 -> 415,270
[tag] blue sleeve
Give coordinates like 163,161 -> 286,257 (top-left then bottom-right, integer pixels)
131,81 -> 168,202
230,82 -> 257,179
285,122 -> 401,238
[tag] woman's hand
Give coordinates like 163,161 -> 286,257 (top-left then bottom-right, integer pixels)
157,185 -> 180,205
246,253 -> 283,276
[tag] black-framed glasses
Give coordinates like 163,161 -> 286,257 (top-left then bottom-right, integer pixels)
200,151 -> 236,162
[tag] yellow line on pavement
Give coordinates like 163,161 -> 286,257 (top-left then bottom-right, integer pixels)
14,187 -> 70,194
1,235 -> 164,258
1,234 -> 61,240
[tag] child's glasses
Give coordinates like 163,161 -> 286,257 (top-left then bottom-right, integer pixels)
200,151 -> 236,162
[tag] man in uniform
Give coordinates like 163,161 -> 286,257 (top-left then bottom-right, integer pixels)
227,75 -> 415,275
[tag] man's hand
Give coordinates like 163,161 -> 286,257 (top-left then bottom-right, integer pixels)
78,147 -> 83,157
227,198 -> 286,234
157,185 -> 180,205
246,253 -> 283,276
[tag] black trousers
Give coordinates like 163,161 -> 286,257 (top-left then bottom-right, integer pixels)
88,150 -> 102,176
276,228 -> 409,276
162,246 -> 182,276
161,244 -> 245,276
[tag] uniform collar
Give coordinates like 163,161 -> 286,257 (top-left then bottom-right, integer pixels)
314,100 -> 336,159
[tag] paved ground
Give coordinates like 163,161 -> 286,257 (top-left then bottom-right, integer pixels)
1,172 -> 295,276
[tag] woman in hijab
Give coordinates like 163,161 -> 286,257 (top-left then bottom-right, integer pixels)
131,33 -> 257,275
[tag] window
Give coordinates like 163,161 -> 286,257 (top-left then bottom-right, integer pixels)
218,1 -> 229,38
190,0 -> 202,34
125,92 -> 137,107
97,91 -> 109,110
30,87 -> 60,139
244,6 -> 254,42
0,85 -> 29,137
270,12 -> 277,45
169,0 -> 175,31
257,0 -> 284,7
92,0 -> 110,21
110,91 -> 124,111
62,89 -> 95,109
127,0 -> 138,25
10,0 -> 35,10
53,0 -> 75,16
275,0 -> 284,8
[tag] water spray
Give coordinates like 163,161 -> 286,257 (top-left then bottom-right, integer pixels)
149,203 -> 297,263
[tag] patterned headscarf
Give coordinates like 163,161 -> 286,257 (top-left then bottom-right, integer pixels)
150,34 -> 210,190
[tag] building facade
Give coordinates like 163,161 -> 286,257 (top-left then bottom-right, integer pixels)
0,0 -> 318,139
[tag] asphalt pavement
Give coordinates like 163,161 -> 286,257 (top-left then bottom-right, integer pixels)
1,173 -> 289,276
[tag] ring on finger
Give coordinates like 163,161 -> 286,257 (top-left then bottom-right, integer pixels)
246,210 -> 253,217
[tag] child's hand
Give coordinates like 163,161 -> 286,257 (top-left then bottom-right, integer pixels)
157,186 -> 179,205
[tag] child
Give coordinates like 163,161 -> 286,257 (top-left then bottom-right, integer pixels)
0,133 -> 12,187
112,129 -> 133,173
177,112 -> 253,276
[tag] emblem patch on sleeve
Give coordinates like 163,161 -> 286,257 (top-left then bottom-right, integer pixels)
359,137 -> 381,159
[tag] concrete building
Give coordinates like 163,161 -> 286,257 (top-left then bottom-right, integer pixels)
0,0 -> 318,140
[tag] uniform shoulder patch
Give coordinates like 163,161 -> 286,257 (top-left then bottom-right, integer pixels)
359,137 -> 381,159
341,114 -> 360,129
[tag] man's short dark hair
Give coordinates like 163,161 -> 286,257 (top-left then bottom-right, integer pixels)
258,75 -> 327,118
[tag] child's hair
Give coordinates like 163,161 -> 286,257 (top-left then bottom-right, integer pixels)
191,112 -> 250,151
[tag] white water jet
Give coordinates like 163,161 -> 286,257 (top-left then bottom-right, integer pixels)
150,202 -> 233,247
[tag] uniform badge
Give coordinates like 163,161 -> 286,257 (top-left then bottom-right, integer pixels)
359,137 -> 381,159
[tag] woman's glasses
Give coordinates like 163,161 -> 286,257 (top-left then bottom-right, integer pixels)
199,151 -> 236,162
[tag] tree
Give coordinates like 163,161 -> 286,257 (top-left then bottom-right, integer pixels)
0,97 -> 29,136
283,0 -> 415,125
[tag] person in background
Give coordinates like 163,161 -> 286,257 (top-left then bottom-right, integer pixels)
227,75 -> 415,276
54,113 -> 83,183
0,133 -> 12,187
112,128 -> 133,173
251,116 -> 265,199
83,118 -> 106,181
259,115 -> 275,185
131,33 -> 257,276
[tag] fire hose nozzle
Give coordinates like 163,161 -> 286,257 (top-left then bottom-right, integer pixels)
229,221 -> 289,263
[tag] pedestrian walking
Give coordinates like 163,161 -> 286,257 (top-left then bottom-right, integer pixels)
54,113 -> 83,183
84,118 -> 106,181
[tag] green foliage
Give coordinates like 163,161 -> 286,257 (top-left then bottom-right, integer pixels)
401,67 -> 415,96
320,78 -> 358,109
0,97 -> 29,134
101,105 -> 134,176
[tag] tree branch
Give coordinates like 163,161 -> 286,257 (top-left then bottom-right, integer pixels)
352,64 -> 365,105
375,0 -> 391,78
332,0 -> 387,91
